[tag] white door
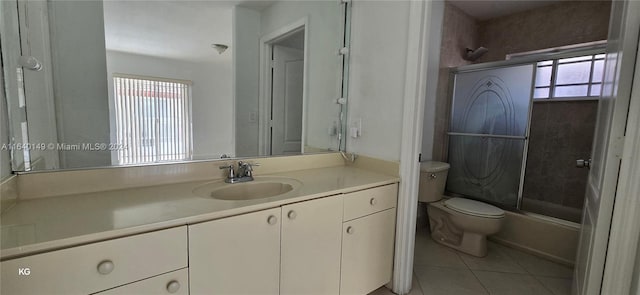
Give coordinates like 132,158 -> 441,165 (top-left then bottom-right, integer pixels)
1,0 -> 30,170
271,45 -> 303,155
17,0 -> 59,170
574,1 -> 640,294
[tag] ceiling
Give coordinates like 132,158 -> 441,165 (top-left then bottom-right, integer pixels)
448,0 -> 565,20
103,1 -> 274,63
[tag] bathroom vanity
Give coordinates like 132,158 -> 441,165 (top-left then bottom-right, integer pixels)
0,157 -> 399,295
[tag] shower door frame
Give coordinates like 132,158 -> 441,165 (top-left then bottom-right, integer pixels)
446,62 -> 537,210
446,46 -> 607,210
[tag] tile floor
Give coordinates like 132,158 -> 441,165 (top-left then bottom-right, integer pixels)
371,228 -> 574,295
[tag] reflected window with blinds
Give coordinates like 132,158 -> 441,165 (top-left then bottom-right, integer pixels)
113,75 -> 192,165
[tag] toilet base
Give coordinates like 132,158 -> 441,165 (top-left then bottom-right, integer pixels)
431,231 -> 488,257
427,201 -> 502,257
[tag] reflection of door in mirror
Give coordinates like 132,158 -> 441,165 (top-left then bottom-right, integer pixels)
1,0 -> 60,171
271,36 -> 304,155
0,0 -> 28,171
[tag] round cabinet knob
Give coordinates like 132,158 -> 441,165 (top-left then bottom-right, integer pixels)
267,215 -> 278,225
369,198 -> 377,206
166,280 -> 181,293
97,260 -> 114,275
346,226 -> 354,234
287,210 -> 297,220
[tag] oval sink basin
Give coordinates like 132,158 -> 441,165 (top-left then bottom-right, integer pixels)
193,177 -> 302,201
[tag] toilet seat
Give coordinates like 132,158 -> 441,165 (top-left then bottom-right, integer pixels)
444,197 -> 505,219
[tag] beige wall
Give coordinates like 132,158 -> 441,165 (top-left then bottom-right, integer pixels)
476,1 -> 611,63
431,3 -> 478,161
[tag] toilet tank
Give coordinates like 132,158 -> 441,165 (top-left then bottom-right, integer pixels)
418,161 -> 450,203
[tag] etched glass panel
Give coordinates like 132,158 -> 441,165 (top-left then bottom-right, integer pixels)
451,64 -> 534,136
449,64 -> 533,208
447,136 -> 525,208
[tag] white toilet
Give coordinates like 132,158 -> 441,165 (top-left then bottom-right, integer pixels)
419,161 -> 505,257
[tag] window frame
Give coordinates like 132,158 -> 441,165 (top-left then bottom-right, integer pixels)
507,42 -> 607,102
534,53 -> 605,100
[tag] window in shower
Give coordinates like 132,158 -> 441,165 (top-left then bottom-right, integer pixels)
533,53 -> 605,99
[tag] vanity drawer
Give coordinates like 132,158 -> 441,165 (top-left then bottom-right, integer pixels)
343,183 -> 398,221
96,268 -> 188,295
0,226 -> 187,295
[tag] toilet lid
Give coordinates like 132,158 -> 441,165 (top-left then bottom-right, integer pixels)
420,161 -> 450,173
444,197 -> 505,218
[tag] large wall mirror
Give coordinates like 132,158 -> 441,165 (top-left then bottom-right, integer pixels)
0,0 -> 350,172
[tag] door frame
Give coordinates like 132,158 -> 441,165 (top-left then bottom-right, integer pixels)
576,1 -> 640,294
392,0 -> 439,293
599,4 -> 640,291
601,52 -> 640,293
258,17 -> 308,156
394,0 -> 640,294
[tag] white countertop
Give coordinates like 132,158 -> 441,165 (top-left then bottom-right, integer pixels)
0,166 -> 398,260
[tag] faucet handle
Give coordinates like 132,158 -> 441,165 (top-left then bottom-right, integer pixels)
238,161 -> 260,168
242,162 -> 260,177
244,162 -> 260,170
219,164 -> 235,178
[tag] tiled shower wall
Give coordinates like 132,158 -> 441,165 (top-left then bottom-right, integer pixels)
431,3 -> 478,161
522,101 -> 599,222
431,1 -> 611,161
476,1 -> 611,63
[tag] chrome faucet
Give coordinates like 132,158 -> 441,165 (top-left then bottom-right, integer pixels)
219,161 -> 260,183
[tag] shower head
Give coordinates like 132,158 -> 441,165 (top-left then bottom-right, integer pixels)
464,47 -> 488,61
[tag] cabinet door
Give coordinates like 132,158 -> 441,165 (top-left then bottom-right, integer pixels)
96,268 -> 188,295
281,195 -> 343,295
189,207 -> 281,295
340,208 -> 396,295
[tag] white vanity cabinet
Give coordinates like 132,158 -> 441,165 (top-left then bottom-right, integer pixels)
189,207 -> 282,295
340,184 -> 398,295
1,181 -> 399,295
188,195 -> 344,295
0,226 -> 188,295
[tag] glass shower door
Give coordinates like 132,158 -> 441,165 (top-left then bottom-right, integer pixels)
447,64 -> 534,209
